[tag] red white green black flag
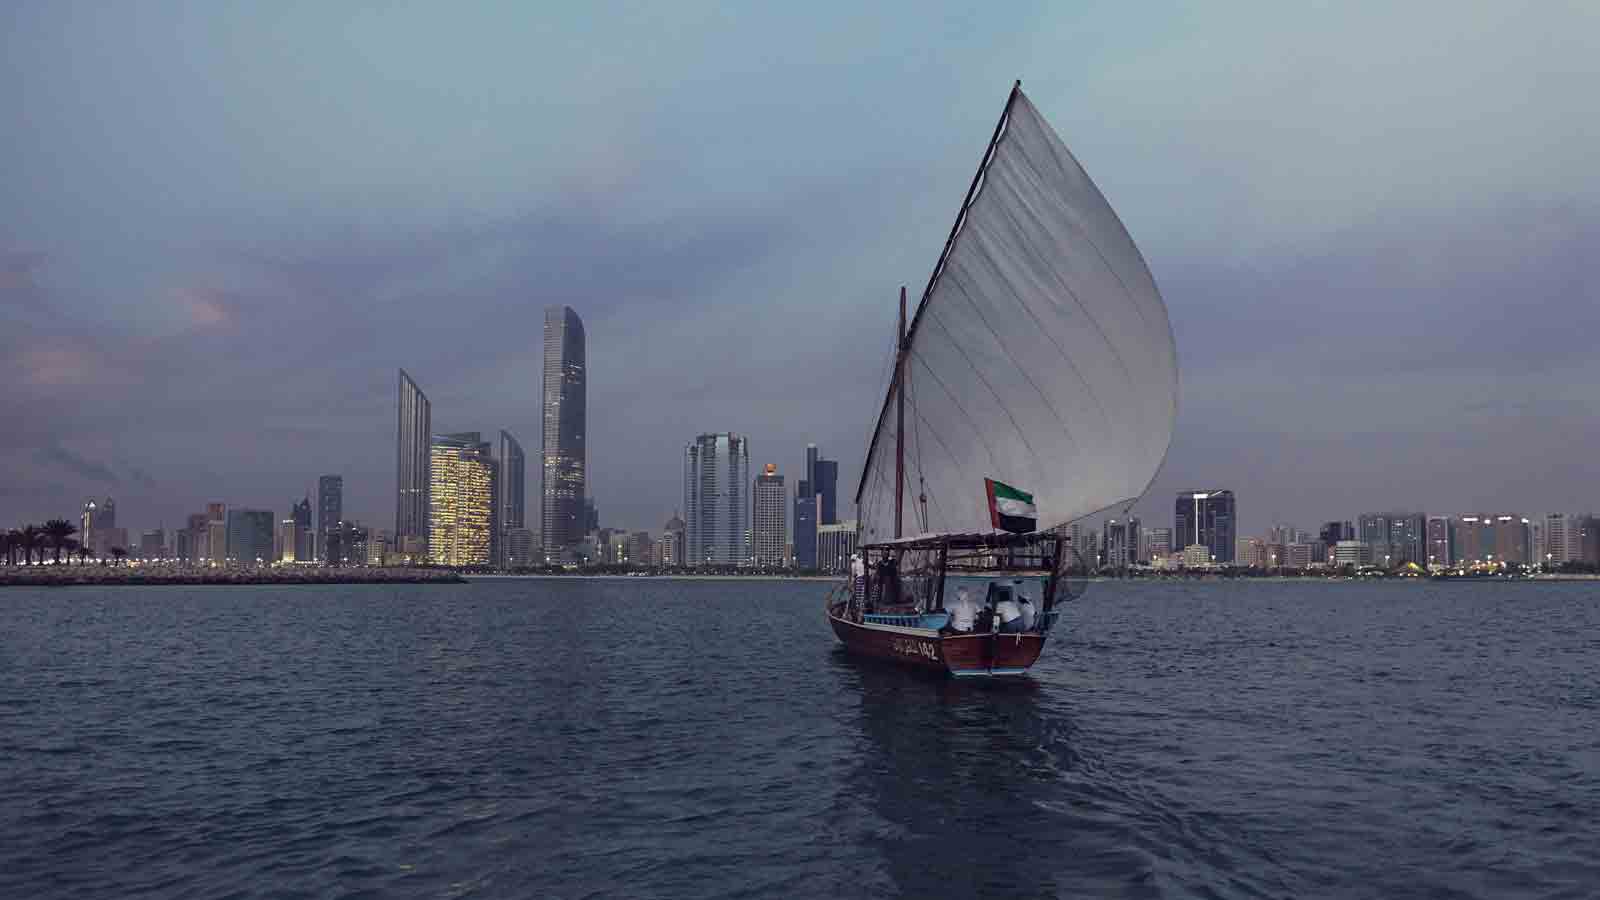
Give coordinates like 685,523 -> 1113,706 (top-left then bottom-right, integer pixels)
985,478 -> 1037,533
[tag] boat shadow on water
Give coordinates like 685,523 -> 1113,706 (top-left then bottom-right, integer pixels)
830,647 -> 1103,897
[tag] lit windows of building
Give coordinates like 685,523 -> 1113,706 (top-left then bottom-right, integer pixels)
429,433 -> 497,566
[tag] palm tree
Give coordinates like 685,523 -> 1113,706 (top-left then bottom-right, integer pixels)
43,519 -> 77,564
109,546 -> 128,566
19,524 -> 40,565
76,544 -> 92,565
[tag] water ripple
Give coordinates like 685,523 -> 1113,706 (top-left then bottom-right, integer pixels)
1,579 -> 1597,898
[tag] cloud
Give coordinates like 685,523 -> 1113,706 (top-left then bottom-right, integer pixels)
36,442 -> 120,484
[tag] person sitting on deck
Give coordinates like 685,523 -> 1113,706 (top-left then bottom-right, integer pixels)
1015,586 -> 1037,631
947,585 -> 977,633
996,588 -> 1024,633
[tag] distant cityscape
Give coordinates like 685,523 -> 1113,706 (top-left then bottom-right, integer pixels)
7,306 -> 1599,576
2,304 -> 860,574
1087,491 -> 1600,574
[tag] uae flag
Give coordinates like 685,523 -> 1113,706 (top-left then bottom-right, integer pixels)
985,478 -> 1037,533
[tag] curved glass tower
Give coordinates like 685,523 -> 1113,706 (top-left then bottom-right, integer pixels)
497,429 -> 526,566
396,369 -> 432,555
541,307 -> 586,559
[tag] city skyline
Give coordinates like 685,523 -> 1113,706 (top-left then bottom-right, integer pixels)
4,5 -> 1600,535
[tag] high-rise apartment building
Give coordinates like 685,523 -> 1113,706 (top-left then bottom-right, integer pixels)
291,496 -> 313,562
429,432 -> 497,567
1320,520 -> 1355,546
752,464 -> 787,568
504,528 -> 536,567
1358,512 -> 1426,565
813,459 -> 839,525
684,433 -> 751,566
1578,515 -> 1600,565
660,514 -> 686,567
1101,517 -> 1141,569
1543,513 -> 1574,566
204,503 -> 226,565
497,430 -> 526,566
1174,490 -> 1235,564
279,515 -> 300,564
628,531 -> 652,567
80,499 -> 98,541
318,475 -> 343,563
1426,515 -> 1454,567
817,520 -> 859,574
138,529 -> 165,560
225,508 -> 275,565
1456,514 -> 1532,567
1142,527 -> 1172,562
1236,537 -> 1264,568
793,482 -> 817,569
541,306 -> 587,559
396,369 -> 432,556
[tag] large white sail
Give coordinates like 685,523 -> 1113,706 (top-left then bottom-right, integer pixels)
856,87 -> 1178,543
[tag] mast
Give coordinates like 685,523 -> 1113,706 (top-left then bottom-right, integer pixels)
895,286 -> 907,539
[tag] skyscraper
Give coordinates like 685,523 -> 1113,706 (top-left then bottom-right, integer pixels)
541,306 -> 587,559
225,508 -> 275,565
396,369 -> 432,556
660,514 -> 685,567
1320,520 -> 1355,546
1174,490 -> 1236,563
1543,513 -> 1574,566
429,432 -> 497,566
1102,517 -> 1141,569
1426,515 -> 1454,567
497,430 -> 526,566
813,459 -> 839,525
318,475 -> 343,563
291,496 -> 313,562
793,442 -> 837,568
684,433 -> 751,567
793,480 -> 817,570
1360,512 -> 1427,565
753,463 -> 787,568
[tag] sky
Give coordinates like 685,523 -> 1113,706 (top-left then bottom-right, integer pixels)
3,1 -> 1599,538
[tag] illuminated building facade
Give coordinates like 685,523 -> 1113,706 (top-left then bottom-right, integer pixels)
541,306 -> 586,559
429,432 -> 497,566
396,369 -> 432,557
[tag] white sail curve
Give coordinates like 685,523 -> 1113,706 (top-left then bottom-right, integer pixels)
857,89 -> 1178,543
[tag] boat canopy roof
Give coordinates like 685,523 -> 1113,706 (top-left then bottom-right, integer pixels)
861,530 -> 1061,552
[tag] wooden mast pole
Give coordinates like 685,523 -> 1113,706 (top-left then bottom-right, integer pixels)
895,286 -> 907,539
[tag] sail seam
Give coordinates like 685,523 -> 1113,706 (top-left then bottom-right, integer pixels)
940,267 -> 1049,479
952,231 -> 1091,462
918,312 -> 1009,473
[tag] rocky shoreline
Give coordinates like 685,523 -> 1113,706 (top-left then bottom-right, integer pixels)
0,566 -> 464,587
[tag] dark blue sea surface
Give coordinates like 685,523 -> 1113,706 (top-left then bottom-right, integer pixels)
2,579 -> 1596,898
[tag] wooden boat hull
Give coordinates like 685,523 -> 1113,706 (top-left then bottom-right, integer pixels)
827,610 -> 1045,677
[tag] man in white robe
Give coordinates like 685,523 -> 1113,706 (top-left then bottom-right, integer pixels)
947,585 -> 976,632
